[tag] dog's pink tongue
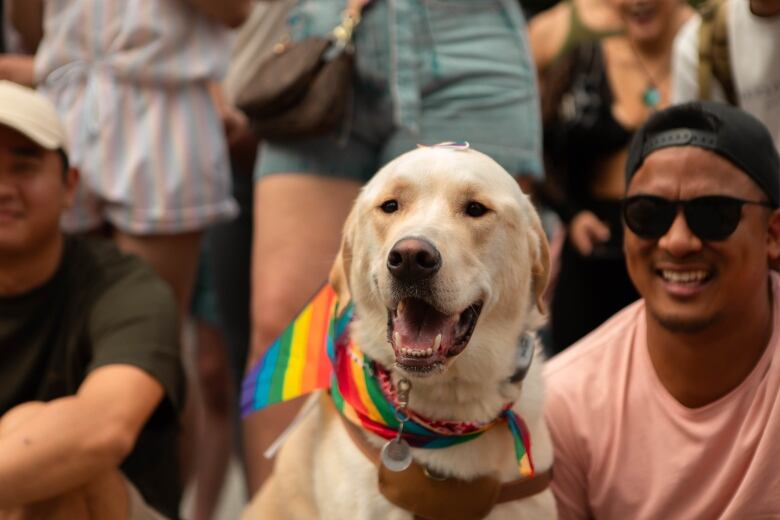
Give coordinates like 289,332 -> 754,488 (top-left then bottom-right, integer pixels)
394,299 -> 457,354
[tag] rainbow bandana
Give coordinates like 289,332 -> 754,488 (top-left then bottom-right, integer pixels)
241,284 -> 535,477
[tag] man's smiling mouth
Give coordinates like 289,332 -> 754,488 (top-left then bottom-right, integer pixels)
658,269 -> 711,284
655,266 -> 715,297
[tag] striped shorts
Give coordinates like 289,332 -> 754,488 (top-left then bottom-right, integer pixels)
40,69 -> 237,235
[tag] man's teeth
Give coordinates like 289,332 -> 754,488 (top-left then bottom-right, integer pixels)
661,270 -> 709,283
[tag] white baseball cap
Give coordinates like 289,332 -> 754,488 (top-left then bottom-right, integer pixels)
0,80 -> 68,154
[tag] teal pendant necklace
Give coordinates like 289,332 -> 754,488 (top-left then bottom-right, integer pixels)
642,84 -> 661,109
629,39 -> 668,111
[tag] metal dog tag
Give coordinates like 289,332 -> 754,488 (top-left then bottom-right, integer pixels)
380,438 -> 412,472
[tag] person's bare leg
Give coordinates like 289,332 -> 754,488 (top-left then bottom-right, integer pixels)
8,470 -> 129,520
243,174 -> 361,494
192,322 -> 233,520
113,232 -> 202,319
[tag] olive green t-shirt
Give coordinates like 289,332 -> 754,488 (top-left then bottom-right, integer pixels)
0,236 -> 183,519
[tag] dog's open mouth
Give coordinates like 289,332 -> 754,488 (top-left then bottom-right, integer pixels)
387,298 -> 483,375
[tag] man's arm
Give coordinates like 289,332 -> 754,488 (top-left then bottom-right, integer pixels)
180,0 -> 253,28
0,365 -> 163,508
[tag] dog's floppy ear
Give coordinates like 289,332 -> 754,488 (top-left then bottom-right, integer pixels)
529,212 -> 551,314
329,208 -> 356,314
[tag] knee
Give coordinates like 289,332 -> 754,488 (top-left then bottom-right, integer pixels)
81,469 -> 130,518
22,470 -> 128,520
0,470 -> 127,520
249,288 -> 302,363
0,401 -> 46,435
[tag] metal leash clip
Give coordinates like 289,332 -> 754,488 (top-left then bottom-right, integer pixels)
380,378 -> 413,472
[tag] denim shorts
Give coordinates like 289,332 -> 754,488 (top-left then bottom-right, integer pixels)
255,0 -> 543,182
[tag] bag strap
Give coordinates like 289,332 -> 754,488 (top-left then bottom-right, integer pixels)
697,0 -> 736,104
333,0 -> 374,46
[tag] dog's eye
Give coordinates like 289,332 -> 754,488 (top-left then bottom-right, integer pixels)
380,200 -> 399,213
465,201 -> 488,218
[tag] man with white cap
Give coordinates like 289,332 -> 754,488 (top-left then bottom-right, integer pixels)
0,80 -> 183,518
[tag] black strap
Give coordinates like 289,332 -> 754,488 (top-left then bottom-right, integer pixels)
641,128 -> 718,158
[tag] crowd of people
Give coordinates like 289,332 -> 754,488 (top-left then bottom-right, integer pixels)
0,0 -> 778,518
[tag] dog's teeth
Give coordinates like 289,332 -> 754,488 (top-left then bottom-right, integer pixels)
393,331 -> 401,347
426,348 -> 432,356
397,301 -> 405,315
433,334 -> 442,351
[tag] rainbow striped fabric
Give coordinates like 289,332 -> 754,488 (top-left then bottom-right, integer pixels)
240,284 -> 350,415
331,340 -> 535,477
240,283 -> 535,476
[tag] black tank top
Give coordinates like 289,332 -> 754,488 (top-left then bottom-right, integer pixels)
541,42 -> 633,222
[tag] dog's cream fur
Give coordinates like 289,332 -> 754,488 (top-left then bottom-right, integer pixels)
243,147 -> 556,519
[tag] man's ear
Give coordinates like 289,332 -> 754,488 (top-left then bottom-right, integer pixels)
329,208 -> 356,314
529,212 -> 551,314
63,167 -> 79,209
767,209 -> 780,268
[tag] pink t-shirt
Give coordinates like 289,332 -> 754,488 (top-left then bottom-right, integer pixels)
544,273 -> 780,519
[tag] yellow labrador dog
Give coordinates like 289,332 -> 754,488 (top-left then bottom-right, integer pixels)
244,145 -> 555,519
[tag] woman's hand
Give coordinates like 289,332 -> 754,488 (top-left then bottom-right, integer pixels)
569,211 -> 611,256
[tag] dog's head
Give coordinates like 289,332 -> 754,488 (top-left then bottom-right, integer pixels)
331,146 -> 549,384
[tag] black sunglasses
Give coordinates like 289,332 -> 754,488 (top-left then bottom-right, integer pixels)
622,195 -> 775,241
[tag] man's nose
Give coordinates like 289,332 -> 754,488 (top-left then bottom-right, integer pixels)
0,176 -> 15,199
657,211 -> 703,256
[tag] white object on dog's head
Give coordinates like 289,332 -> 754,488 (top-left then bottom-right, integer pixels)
417,141 -> 471,151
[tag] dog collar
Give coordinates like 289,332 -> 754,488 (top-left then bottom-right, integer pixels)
331,336 -> 536,477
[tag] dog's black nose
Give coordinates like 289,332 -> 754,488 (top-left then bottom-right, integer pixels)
387,237 -> 441,281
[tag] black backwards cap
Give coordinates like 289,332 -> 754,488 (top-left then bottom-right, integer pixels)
625,101 -> 780,207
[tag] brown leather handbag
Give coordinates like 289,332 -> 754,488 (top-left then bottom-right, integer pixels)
235,0 -> 371,140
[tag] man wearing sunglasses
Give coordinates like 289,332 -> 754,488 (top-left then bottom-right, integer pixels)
544,101 -> 780,519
